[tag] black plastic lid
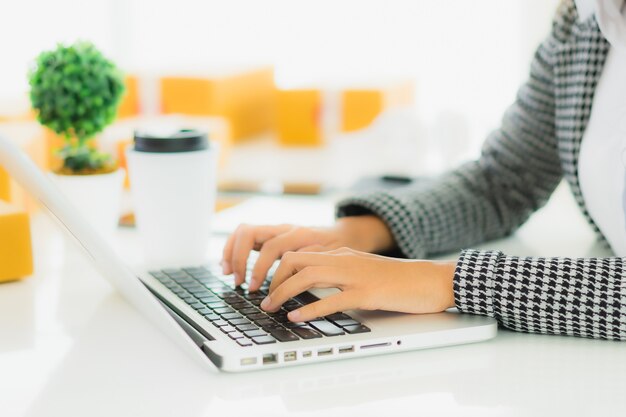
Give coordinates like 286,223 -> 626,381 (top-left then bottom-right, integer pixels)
133,129 -> 209,153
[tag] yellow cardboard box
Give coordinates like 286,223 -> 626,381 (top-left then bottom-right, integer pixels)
275,89 -> 323,147
341,81 -> 414,132
0,122 -> 47,212
117,75 -> 141,119
160,67 -> 275,141
0,200 -> 33,282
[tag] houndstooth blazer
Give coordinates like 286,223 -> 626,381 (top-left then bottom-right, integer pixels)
337,0 -> 626,341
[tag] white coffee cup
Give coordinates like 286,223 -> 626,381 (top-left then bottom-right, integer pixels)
126,129 -> 218,267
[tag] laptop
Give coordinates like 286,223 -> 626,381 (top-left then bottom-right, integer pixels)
0,134 -> 497,372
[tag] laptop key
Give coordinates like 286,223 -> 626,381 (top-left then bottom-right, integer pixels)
283,303 -> 302,312
221,313 -> 244,320
255,318 -> 276,327
325,312 -> 352,321
190,302 -> 205,310
204,313 -> 220,321
229,302 -> 249,310
206,302 -> 228,310
309,321 -> 345,336
150,271 -> 168,280
243,329 -> 268,338
237,339 -> 253,347
268,328 -> 299,342
332,319 -> 361,327
236,323 -> 259,332
220,291 -> 239,299
180,295 -> 196,303
198,296 -> 221,304
213,320 -> 229,327
294,291 -> 319,305
251,335 -> 277,345
223,295 -> 243,304
292,327 -> 323,339
244,293 -> 265,301
220,325 -> 236,333
229,331 -> 245,340
263,323 -> 286,332
228,318 -> 251,326
247,312 -> 267,321
214,307 -> 235,315
240,307 -> 259,315
344,325 -> 371,334
197,307 -> 212,315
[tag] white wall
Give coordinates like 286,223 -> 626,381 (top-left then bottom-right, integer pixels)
1,0 -> 560,154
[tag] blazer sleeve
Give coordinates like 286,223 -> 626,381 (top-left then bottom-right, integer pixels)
336,4 -> 571,259
454,249 -> 626,340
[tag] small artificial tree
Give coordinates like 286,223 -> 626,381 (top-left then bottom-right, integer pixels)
29,41 -> 125,174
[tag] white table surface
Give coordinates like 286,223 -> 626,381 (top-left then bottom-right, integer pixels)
1,183 -> 625,417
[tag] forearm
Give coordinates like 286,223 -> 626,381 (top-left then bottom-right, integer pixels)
454,250 -> 626,341
335,215 -> 396,254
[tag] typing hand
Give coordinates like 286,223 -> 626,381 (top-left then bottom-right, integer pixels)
221,216 -> 395,292
259,247 -> 457,322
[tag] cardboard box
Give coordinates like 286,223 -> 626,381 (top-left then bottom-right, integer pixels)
275,89 -> 323,147
341,81 -> 414,132
0,200 -> 33,282
160,67 -> 275,141
117,75 -> 141,119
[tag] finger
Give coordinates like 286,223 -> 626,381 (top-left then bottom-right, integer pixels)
269,251 -> 343,294
288,291 -> 358,322
250,228 -> 319,291
230,225 -> 287,285
297,244 -> 328,252
261,266 -> 341,312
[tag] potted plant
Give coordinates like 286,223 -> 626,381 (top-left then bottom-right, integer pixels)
29,41 -> 126,240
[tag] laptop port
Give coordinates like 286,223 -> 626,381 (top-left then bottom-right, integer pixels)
240,357 -> 257,366
360,342 -> 391,350
263,353 -> 277,365
284,351 -> 297,362
317,348 -> 333,356
338,345 -> 354,354
302,351 -> 312,358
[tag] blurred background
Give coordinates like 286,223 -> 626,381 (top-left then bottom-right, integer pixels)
0,0 -> 560,201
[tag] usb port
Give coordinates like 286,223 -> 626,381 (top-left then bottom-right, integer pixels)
338,345 -> 354,354
284,351 -> 297,362
263,353 -> 277,365
317,348 -> 333,356
240,357 -> 257,366
302,351 -> 312,358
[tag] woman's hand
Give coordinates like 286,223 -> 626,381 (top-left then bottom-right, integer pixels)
221,216 -> 395,291
259,247 -> 457,322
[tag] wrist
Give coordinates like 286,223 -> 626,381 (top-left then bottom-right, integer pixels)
335,215 -> 395,253
439,260 -> 457,309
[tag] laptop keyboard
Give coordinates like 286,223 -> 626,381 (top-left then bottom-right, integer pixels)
149,266 -> 370,347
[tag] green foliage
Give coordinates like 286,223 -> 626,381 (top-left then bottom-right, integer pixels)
28,41 -> 125,174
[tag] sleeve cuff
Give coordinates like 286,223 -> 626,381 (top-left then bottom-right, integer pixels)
336,192 -> 427,259
453,249 -> 502,317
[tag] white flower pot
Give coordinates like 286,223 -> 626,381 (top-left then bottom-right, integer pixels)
49,169 -> 124,243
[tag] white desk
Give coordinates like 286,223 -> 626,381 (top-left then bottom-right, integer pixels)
1,183 -> 625,417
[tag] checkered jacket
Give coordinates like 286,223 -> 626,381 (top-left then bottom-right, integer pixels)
337,0 -> 626,340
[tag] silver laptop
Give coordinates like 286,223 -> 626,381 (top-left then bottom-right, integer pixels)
0,134 -> 496,372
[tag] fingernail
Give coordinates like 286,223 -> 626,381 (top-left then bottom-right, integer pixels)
288,310 -> 301,321
234,272 -> 241,284
260,296 -> 271,310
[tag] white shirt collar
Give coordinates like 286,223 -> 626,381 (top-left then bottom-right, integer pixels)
576,0 -> 626,49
